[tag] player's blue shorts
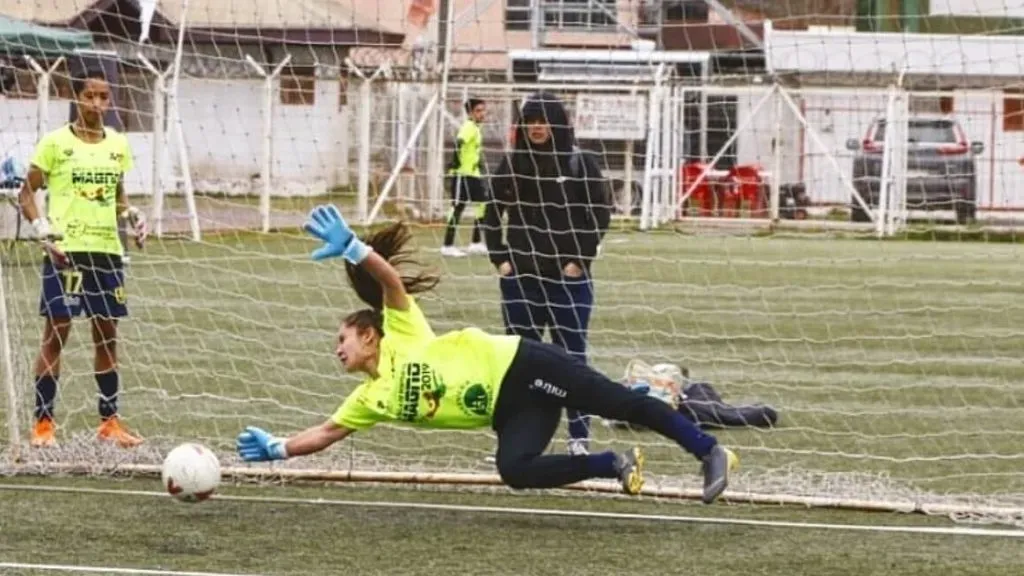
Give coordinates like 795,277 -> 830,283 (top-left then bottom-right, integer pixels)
39,252 -> 128,319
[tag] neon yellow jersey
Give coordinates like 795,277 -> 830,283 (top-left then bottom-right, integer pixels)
31,124 -> 134,255
331,297 -> 521,431
449,120 -> 482,177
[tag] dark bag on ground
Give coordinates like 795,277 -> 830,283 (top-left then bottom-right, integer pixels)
602,362 -> 780,432
677,381 -> 779,430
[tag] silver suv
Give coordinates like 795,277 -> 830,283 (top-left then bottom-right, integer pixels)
845,115 -> 984,224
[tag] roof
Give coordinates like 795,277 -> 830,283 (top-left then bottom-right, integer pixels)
765,24 -> 1024,78
0,0 -> 80,24
159,0 -> 404,35
0,0 -> 404,35
508,48 -> 712,64
872,114 -> 958,122
0,13 -> 94,55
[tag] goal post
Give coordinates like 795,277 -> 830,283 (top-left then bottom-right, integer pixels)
4,0 -> 1024,529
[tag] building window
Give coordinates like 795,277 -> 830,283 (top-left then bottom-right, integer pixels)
6,68 -> 38,99
1004,91 -> 1024,132
0,61 -> 73,100
117,63 -> 157,133
338,77 -> 348,108
940,95 -> 954,114
280,66 -> 316,106
545,0 -> 615,28
505,0 -> 616,31
506,0 -> 531,30
909,94 -> 954,115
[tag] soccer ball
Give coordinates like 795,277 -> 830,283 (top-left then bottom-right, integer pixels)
161,442 -> 221,502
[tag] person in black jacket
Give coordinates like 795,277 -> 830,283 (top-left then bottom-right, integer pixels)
483,91 -> 612,455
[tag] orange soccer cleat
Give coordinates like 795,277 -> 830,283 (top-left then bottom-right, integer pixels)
30,417 -> 57,448
96,416 -> 143,448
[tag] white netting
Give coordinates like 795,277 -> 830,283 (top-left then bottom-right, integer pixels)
2,0 -> 1024,528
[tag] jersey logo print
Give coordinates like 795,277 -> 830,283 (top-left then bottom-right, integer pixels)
457,383 -> 490,417
530,379 -> 567,398
71,170 -> 120,205
398,363 -> 447,422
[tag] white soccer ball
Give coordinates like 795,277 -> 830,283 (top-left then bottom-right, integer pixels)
161,442 -> 221,503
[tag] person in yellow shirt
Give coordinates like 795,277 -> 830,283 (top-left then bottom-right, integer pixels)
441,98 -> 489,257
17,68 -> 147,449
236,204 -> 738,503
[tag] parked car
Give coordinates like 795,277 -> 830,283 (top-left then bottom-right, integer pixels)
845,115 -> 984,224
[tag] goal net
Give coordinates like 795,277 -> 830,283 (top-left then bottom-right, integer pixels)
2,0 -> 1024,527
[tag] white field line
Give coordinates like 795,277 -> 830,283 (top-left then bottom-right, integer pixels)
0,483 -> 1022,539
0,562 -> 263,576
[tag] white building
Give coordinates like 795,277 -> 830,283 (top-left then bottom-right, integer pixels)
723,23 -> 1024,212
1,0 -> 404,198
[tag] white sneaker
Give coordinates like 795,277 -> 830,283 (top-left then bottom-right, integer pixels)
567,439 -> 590,457
440,245 -> 466,258
465,242 -> 488,255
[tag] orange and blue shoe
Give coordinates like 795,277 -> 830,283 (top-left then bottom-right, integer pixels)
30,417 -> 56,448
97,416 -> 143,448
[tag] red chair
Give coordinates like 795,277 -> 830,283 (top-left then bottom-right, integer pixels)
726,164 -> 765,218
680,162 -> 714,217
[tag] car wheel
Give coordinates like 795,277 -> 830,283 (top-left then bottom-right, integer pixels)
850,201 -> 871,223
954,199 -> 976,225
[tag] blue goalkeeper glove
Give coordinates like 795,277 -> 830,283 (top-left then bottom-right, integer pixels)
302,204 -> 372,264
236,426 -> 288,462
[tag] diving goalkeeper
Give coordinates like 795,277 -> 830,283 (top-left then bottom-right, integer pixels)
236,205 -> 737,502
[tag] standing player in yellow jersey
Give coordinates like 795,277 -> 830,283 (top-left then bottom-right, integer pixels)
17,68 -> 148,448
440,98 -> 489,257
236,205 -> 738,503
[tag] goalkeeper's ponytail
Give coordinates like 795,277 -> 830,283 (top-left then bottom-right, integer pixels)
343,221 -> 440,313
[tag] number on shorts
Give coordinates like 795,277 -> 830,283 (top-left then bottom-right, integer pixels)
60,270 -> 83,295
113,286 -> 126,304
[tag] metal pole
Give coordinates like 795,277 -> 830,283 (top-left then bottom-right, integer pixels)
887,67 -> 910,235
428,0 -> 457,220
356,79 -> 372,223
24,56 -> 63,141
769,85 -> 782,222
530,0 -> 543,49
0,251 -> 21,463
344,59 -> 387,224
640,68 -> 663,230
170,0 -> 200,241
245,54 -> 292,233
699,61 -> 709,162
366,91 -> 441,225
876,82 -> 897,237
137,53 -> 171,237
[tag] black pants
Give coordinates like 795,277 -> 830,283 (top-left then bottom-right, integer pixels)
492,338 -> 718,490
443,175 -> 487,247
499,275 -> 593,443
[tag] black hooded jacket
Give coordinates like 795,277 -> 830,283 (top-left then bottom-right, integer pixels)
483,92 -> 612,280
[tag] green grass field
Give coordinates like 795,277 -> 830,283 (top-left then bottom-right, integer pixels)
1,220 -> 1023,574
0,476 -> 1022,576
